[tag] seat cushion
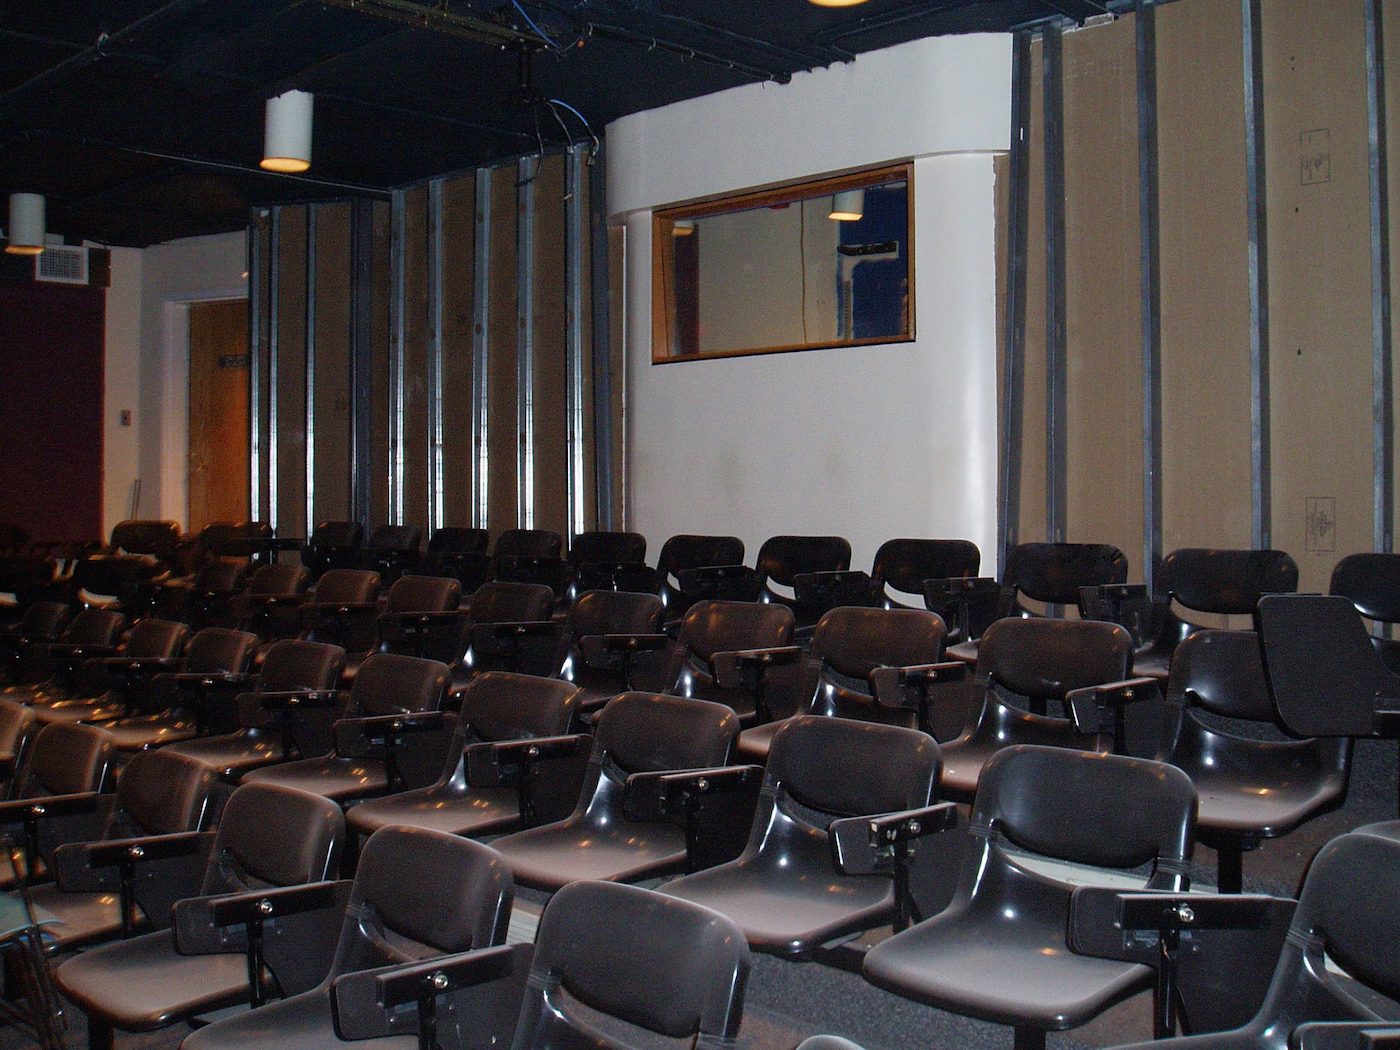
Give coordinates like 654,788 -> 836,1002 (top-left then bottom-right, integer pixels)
56,929 -> 249,1030
241,757 -> 386,803
183,987 -> 412,1050
28,885 -> 125,952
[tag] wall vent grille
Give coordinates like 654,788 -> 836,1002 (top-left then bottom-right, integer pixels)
35,245 -> 88,285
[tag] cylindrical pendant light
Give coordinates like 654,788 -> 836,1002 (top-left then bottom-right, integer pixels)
261,89 -> 314,173
808,0 -> 870,6
6,193 -> 45,255
829,188 -> 865,221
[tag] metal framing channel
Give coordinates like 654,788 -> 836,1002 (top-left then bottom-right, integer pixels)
350,199 -> 375,527
1242,0 -> 1271,548
565,147 -> 587,540
1368,0 -> 1394,553
268,206 -> 281,534
1137,0 -> 1164,592
589,143 -> 616,529
427,178 -> 447,533
248,213 -> 264,522
998,31 -> 1033,571
517,155 -> 537,529
472,170 -> 492,528
305,205 -> 317,537
389,188 -> 408,526
1043,21 -> 1068,545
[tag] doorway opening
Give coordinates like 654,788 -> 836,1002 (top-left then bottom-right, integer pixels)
187,299 -> 250,532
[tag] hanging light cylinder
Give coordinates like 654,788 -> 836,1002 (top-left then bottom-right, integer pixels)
261,90 -> 314,173
829,188 -> 865,221
6,193 -> 45,255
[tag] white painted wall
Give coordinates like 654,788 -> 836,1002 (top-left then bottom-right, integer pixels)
608,33 -> 1010,575
134,232 -> 247,529
103,247 -> 143,536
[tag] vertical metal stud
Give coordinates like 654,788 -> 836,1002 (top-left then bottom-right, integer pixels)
1243,0 -> 1271,548
1044,21 -> 1069,545
305,205 -> 317,538
589,143 -> 617,530
566,147 -> 587,541
1368,0 -> 1394,553
268,207 -> 281,534
472,170 -> 492,530
999,30 -> 1033,574
350,199 -> 374,529
428,178 -> 446,533
1137,0 -> 1164,592
248,213 -> 264,522
517,155 -> 537,529
389,188 -> 407,526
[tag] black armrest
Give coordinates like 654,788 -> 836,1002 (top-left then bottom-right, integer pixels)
1066,677 -> 1160,738
1068,887 -> 1291,963
94,656 -> 181,674
1294,1024 -> 1400,1050
0,791 -> 103,827
154,671 -> 257,689
331,942 -> 533,1043
477,620 -> 557,640
341,712 -> 448,740
869,660 -> 967,710
256,689 -> 342,710
711,646 -> 802,689
379,610 -> 462,628
578,632 -> 670,665
623,765 -> 764,823
201,880 -> 346,930
61,830 -> 212,871
48,643 -> 120,661
464,734 -> 591,788
829,802 -> 960,876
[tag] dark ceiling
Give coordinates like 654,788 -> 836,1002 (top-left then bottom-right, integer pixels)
0,0 -> 1106,248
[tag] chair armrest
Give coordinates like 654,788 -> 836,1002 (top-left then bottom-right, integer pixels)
829,802 -> 960,876
48,643 -> 120,660
578,633 -> 670,667
711,646 -> 802,689
173,879 -> 352,956
1065,677 -> 1160,735
304,602 -> 380,615
464,734 -> 591,787
1294,1024 -> 1400,1050
1068,886 -> 1293,964
0,791 -> 103,827
57,830 -> 212,872
477,620 -> 558,640
154,671 -> 257,689
870,661 -> 968,710
340,711 -> 448,740
256,689 -> 343,710
95,656 -> 182,674
623,765 -> 764,823
331,942 -> 533,1042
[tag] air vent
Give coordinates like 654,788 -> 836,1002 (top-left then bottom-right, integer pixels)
35,245 -> 88,285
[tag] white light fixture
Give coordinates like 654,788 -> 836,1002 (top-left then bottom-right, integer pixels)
829,188 -> 865,221
6,193 -> 45,255
808,0 -> 871,6
261,89 -> 314,173
672,219 -> 697,236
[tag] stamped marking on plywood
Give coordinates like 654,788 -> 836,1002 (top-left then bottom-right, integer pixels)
1300,129 -> 1331,185
1306,497 -> 1336,553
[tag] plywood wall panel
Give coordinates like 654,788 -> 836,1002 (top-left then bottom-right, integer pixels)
275,206 -> 308,539
488,165 -> 520,536
1062,14 -> 1144,573
1264,0 -> 1373,592
313,203 -> 352,523
441,174 -> 476,528
532,155 -> 571,542
371,200 -> 392,529
1019,40 -> 1049,552
1157,0 -> 1253,556
401,186 -> 430,530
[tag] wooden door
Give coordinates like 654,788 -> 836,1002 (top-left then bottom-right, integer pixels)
188,299 -> 250,532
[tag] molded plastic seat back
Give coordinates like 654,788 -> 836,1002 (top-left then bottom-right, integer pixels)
19,721 -> 113,797
109,521 -> 180,563
874,538 -> 981,596
757,535 -> 852,587
525,880 -> 749,1047
351,653 -> 448,718
116,748 -> 216,836
469,580 -> 555,623
771,714 -> 940,817
569,531 -> 647,566
1004,542 -> 1128,607
308,569 -> 380,605
181,628 -> 259,676
384,574 -> 459,613
977,617 -> 1132,700
1158,547 -> 1298,615
814,606 -> 947,682
593,692 -> 739,775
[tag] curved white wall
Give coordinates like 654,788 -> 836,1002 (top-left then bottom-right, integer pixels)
608,33 -> 1010,575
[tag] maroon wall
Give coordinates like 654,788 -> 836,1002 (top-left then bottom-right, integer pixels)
0,281 -> 105,544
